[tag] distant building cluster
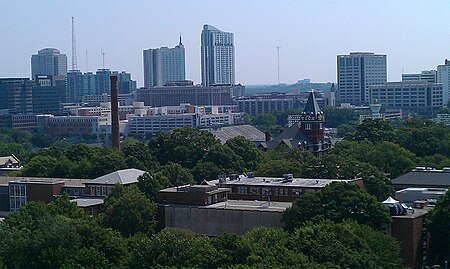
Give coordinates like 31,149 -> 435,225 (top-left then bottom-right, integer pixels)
337,52 -> 448,116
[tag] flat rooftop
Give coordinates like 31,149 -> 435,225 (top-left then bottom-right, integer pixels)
163,200 -> 292,212
209,176 -> 358,188
391,207 -> 430,219
71,198 -> 104,208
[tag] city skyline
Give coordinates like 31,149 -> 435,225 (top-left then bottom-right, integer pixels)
1,1 -> 450,86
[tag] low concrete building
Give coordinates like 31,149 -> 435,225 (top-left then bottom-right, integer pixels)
159,200 -> 290,236
71,198 -> 104,216
85,168 -> 145,197
395,187 -> 448,206
392,167 -> 450,191
211,174 -> 364,202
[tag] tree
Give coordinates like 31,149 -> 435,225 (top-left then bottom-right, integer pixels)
98,185 -> 157,237
137,163 -> 194,201
395,119 -> 450,157
283,182 -> 391,231
329,140 -> 417,178
290,220 -> 404,269
204,144 -> 245,173
192,161 -> 223,182
322,106 -> 360,128
122,142 -> 159,172
148,127 -> 219,168
225,136 -> 263,171
139,228 -> 219,268
346,118 -> 395,143
426,190 -> 450,267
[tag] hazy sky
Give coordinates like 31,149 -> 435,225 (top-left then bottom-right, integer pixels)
1,0 -> 449,86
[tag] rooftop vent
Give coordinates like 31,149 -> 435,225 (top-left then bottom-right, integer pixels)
442,167 -> 450,173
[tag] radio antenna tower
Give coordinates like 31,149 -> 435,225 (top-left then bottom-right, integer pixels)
277,46 -> 281,85
71,17 -> 78,70
101,49 -> 106,69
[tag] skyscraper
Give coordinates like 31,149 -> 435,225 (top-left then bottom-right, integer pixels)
31,48 -> 68,78
95,69 -> 111,95
201,24 -> 235,87
437,59 -> 450,104
337,52 -> 387,105
143,38 -> 185,87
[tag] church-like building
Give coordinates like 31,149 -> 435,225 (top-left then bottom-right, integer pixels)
260,90 -> 332,156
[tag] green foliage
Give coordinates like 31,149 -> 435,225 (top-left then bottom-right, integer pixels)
290,220 -> 404,269
322,106 -> 360,128
225,136 -> 263,171
346,118 -> 395,142
192,161 -> 223,182
149,127 -> 219,169
330,140 -> 417,178
98,185 -> 157,237
0,200 -> 128,268
122,142 -> 159,172
18,144 -> 127,178
204,144 -> 245,173
394,119 -> 450,157
426,190 -> 450,267
137,163 -> 194,201
283,182 -> 391,231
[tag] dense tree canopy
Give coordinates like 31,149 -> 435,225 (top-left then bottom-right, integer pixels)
98,185 -> 157,237
283,182 -> 391,231
148,127 -> 219,169
426,190 -> 450,267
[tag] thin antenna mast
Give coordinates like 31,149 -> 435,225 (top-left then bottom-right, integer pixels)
101,49 -> 105,69
85,49 -> 88,71
71,17 -> 78,70
277,46 -> 280,85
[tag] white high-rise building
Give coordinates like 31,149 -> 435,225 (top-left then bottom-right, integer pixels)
337,52 -> 387,105
143,38 -> 185,87
201,24 -> 235,87
402,70 -> 437,83
31,48 -> 68,78
437,59 -> 450,104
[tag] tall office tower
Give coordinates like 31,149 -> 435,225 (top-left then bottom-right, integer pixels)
95,69 -> 111,95
31,48 -> 68,78
0,78 -> 34,114
33,75 -> 66,113
201,24 -> 235,87
402,70 -> 437,83
337,52 -> 387,105
67,70 -> 85,102
437,59 -> 450,104
143,38 -> 185,87
112,71 -> 137,94
83,72 -> 96,96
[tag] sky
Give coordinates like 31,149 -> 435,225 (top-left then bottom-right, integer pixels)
1,0 -> 449,87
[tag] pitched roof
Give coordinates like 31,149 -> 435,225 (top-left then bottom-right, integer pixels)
88,168 -> 146,185
303,90 -> 321,115
265,123 -> 312,151
0,155 -> 19,165
207,124 -> 266,144
392,169 -> 450,188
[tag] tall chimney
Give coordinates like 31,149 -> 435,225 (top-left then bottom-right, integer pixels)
110,75 -> 120,150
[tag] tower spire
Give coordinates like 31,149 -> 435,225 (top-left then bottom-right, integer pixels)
71,17 -> 78,70
179,33 -> 182,45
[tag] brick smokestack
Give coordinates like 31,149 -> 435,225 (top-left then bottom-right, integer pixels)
110,75 -> 120,150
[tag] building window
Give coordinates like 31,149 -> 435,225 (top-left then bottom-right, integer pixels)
249,187 -> 260,195
238,187 -> 247,194
305,123 -> 312,130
